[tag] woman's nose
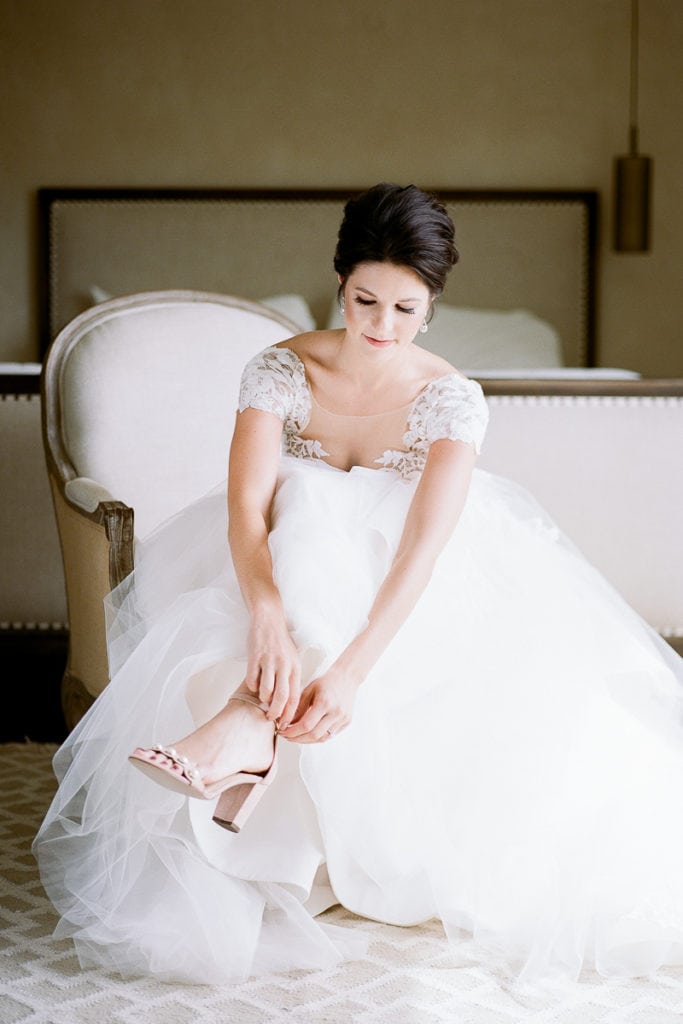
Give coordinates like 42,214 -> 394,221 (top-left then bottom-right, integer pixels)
372,305 -> 394,336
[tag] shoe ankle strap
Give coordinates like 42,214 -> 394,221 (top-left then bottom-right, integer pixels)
229,692 -> 271,715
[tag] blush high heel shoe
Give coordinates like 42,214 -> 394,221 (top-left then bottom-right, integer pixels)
128,692 -> 278,833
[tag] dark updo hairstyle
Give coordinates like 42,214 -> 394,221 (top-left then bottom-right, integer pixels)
333,183 -> 459,298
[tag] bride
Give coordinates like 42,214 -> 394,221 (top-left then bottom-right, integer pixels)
34,183 -> 683,987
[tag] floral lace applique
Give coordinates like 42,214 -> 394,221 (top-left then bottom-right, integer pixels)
375,375 -> 489,480
286,435 -> 329,461
238,347 -> 329,461
374,449 -> 427,480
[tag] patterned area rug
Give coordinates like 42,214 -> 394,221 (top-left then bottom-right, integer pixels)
2,742 -> 683,1024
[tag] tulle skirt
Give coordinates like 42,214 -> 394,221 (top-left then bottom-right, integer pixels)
33,455 -> 683,985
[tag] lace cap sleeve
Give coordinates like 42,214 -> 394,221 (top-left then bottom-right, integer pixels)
238,346 -> 307,422
414,374 -> 489,454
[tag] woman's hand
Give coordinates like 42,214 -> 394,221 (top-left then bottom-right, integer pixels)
280,664 -> 360,743
245,607 -> 301,726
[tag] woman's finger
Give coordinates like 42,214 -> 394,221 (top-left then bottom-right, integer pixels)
317,716 -> 339,742
291,719 -> 338,744
243,654 -> 261,694
267,662 -> 295,721
278,664 -> 302,728
279,703 -> 316,740
258,663 -> 275,707
283,704 -> 336,743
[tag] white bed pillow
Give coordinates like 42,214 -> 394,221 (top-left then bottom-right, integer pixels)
426,305 -> 564,369
85,287 -> 316,335
259,294 -> 316,333
87,285 -> 112,305
326,298 -> 564,370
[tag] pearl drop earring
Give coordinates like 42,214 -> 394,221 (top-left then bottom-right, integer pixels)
419,320 -> 429,334
339,296 -> 345,314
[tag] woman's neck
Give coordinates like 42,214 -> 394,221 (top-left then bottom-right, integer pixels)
331,331 -> 416,393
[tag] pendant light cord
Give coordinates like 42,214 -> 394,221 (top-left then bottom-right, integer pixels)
629,0 -> 639,155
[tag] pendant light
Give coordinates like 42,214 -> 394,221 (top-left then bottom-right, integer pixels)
613,0 -> 653,252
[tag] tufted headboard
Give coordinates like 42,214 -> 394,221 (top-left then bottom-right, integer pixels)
38,187 -> 597,367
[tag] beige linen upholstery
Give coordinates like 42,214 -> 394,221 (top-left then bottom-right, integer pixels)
42,291 -> 299,728
0,392 -> 66,626
479,392 -> 683,639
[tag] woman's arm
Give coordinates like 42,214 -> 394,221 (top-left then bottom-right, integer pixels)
283,437 -> 477,741
227,407 -> 302,723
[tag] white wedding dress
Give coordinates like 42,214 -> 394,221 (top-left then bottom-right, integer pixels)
33,346 -> 683,986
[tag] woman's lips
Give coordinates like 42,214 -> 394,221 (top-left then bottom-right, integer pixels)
364,334 -> 394,347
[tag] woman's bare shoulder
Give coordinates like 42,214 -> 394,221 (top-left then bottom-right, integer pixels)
413,344 -> 468,383
275,330 -> 342,367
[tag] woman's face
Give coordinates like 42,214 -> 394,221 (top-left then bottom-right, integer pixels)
340,262 -> 432,354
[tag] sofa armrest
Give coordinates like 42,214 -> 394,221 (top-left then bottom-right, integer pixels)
61,478 -> 134,591
65,476 -> 115,512
99,501 -> 135,590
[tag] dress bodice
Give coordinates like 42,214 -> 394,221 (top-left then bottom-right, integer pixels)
238,346 -> 489,479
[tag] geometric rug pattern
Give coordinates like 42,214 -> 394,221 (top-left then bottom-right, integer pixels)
2,742 -> 683,1024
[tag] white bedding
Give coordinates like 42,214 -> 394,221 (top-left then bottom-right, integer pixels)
470,368 -> 641,379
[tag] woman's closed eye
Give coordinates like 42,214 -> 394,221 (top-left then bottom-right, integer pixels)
353,297 -> 416,315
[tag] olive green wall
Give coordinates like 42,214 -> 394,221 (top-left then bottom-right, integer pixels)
1,0 -> 681,375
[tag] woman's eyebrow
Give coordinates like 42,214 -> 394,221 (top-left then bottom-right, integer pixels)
354,286 -> 421,302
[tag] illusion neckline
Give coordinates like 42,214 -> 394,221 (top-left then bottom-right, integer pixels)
277,345 -> 467,421
309,390 -> 416,420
